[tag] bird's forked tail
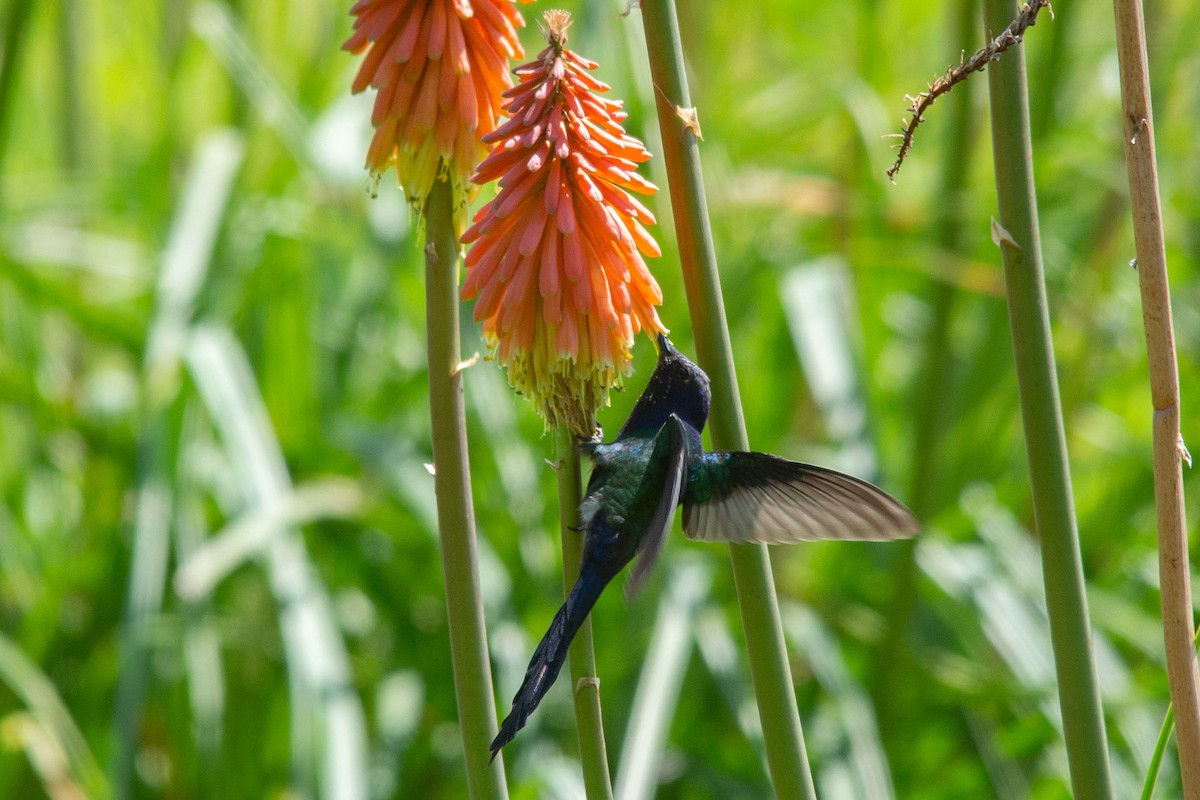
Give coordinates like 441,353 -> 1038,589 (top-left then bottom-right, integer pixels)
490,560 -> 613,759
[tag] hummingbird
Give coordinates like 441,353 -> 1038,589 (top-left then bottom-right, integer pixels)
490,333 -> 919,757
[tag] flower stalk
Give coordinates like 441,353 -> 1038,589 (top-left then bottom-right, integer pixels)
425,178 -> 509,800
0,0 -> 35,210
982,0 -> 1113,796
639,2 -> 817,797
1110,0 -> 1200,794
555,426 -> 614,799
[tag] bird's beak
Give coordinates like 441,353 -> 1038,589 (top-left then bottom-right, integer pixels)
655,332 -> 676,361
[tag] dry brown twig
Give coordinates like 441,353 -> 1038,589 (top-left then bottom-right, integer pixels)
886,0 -> 1053,182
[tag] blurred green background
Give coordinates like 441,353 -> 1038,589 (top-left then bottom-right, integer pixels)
1,0 -> 1198,797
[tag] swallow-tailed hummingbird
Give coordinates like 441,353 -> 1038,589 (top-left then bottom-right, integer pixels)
490,333 -> 919,757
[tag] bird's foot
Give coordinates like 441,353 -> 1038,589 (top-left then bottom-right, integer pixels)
576,424 -> 603,455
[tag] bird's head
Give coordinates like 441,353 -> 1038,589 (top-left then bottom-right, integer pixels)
618,333 -> 711,436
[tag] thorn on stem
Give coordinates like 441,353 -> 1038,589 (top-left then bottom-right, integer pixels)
990,218 -> 1023,252
1131,117 -> 1150,145
674,104 -> 703,139
453,352 -> 481,374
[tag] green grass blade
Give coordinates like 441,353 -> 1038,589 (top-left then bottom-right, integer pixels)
112,129 -> 245,800
0,0 -> 36,210
186,325 -> 368,800
614,558 -> 711,800
781,604 -> 894,800
190,2 -> 310,162
0,633 -> 108,798
1141,626 -> 1200,800
173,478 -> 362,601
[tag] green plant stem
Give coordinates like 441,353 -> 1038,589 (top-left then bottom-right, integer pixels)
55,0 -> 82,173
982,1 -> 1114,797
0,0 -> 35,210
112,409 -> 174,800
640,3 -> 817,798
1111,1 -> 1200,795
1143,703 -> 1177,800
555,427 -> 614,800
424,179 -> 508,800
1141,627 -> 1200,800
0,633 -> 108,797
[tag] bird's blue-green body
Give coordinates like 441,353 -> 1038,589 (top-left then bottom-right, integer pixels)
490,333 -> 918,757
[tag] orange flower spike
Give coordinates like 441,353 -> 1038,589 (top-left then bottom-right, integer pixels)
343,0 -> 532,234
461,10 -> 668,436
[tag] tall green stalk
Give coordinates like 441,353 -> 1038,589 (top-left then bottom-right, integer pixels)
55,0 -> 82,173
982,1 -> 1114,797
640,3 -> 817,797
423,179 -> 508,800
0,0 -> 35,209
1110,0 -> 1200,794
555,427 -> 614,800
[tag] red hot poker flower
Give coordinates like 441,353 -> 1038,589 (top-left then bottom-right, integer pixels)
461,11 -> 667,436
343,0 -> 530,233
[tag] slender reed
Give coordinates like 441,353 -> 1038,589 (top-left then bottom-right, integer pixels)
1141,628 -> 1200,799
0,0 -> 35,208
424,179 -> 508,800
555,427 -> 614,799
1111,0 -> 1200,794
639,3 -> 817,797
982,0 -> 1113,796
55,0 -> 82,173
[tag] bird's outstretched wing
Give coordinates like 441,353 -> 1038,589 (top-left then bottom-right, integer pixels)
625,414 -> 687,597
682,452 -> 918,543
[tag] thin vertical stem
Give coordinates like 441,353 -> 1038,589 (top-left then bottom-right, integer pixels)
982,1 -> 1114,797
1141,629 -> 1200,799
1111,0 -> 1200,795
640,2 -> 817,797
555,427 -> 614,800
1143,703 -> 1178,800
56,0 -> 83,173
0,0 -> 36,210
424,179 -> 509,800
112,414 -> 174,800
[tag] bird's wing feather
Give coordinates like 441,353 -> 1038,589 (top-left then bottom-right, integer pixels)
683,452 -> 919,543
625,414 -> 686,597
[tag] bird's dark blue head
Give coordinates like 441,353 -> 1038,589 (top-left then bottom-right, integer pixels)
618,333 -> 712,437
